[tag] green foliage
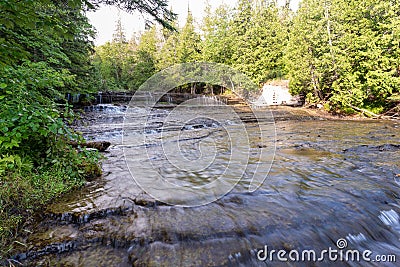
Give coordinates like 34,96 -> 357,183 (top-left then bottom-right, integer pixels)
158,28 -> 179,69
92,0 -> 176,30
201,3 -> 234,65
93,25 -> 159,91
0,62 -> 102,260
130,27 -> 159,89
234,1 -> 289,84
0,0 -> 100,259
286,0 -> 400,112
93,41 -> 136,91
95,0 -> 400,110
200,0 -> 290,86
0,0 -> 178,260
176,11 -> 201,63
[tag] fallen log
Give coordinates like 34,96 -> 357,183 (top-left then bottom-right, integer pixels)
348,104 -> 379,118
69,141 -> 111,152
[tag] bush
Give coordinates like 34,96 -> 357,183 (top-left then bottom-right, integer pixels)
0,63 -> 102,259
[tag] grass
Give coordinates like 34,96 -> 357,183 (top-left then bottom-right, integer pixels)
0,150 -> 102,261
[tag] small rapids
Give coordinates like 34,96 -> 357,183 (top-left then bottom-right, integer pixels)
11,100 -> 400,266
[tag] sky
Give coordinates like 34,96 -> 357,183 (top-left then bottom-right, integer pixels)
87,0 -> 300,46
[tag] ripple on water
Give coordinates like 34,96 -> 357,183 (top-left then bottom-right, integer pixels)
16,105 -> 400,266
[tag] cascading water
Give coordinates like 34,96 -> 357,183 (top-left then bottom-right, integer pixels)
12,96 -> 400,266
98,92 -> 103,104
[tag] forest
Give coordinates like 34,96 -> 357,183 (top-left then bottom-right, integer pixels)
95,0 -> 400,114
0,0 -> 399,260
0,0 -> 174,258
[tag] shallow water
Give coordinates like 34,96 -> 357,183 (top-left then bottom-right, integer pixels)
13,102 -> 400,266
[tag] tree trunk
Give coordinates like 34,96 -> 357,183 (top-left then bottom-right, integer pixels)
308,48 -> 323,100
324,2 -> 339,80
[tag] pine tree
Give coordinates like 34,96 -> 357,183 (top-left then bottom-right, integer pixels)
286,0 -> 400,112
176,10 -> 201,63
285,0 -> 328,102
112,16 -> 127,44
330,0 -> 400,112
231,0 -> 288,85
157,12 -> 179,70
201,3 -> 234,64
130,26 -> 160,90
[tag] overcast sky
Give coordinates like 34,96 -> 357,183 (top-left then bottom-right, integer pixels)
87,0 -> 299,46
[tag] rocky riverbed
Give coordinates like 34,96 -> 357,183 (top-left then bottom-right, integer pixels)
11,103 -> 400,266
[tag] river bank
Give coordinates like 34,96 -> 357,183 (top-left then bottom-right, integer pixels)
9,101 -> 400,266
271,105 -> 399,122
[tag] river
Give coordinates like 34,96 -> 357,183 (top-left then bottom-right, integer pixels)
13,99 -> 400,266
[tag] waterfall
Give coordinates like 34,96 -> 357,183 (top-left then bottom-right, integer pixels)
72,94 -> 80,104
198,95 -> 225,106
98,93 -> 103,104
167,93 -> 172,103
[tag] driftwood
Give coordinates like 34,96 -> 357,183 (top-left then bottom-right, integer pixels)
69,141 -> 111,152
346,103 -> 380,118
382,104 -> 400,118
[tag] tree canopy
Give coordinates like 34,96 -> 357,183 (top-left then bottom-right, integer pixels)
0,0 -> 175,259
286,0 -> 400,113
94,0 -> 399,115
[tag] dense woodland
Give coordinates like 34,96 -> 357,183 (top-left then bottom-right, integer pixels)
95,0 -> 400,114
0,0 -> 399,260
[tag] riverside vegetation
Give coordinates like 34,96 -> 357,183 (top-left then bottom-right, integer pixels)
95,0 -> 400,115
0,0 -> 174,260
0,0 -> 399,261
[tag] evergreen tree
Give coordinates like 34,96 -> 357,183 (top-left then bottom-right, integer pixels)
112,16 -> 127,44
176,10 -> 201,63
158,29 -> 179,69
130,26 -> 160,90
286,0 -> 400,112
285,0 -> 329,102
330,0 -> 400,112
231,0 -> 288,85
201,3 -> 234,64
158,12 -> 179,70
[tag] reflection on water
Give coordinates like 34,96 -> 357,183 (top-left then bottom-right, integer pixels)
14,103 -> 400,266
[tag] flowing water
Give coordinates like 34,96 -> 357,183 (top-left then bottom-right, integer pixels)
12,100 -> 400,266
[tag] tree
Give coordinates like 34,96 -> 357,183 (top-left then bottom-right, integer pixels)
330,0 -> 400,112
93,41 -> 134,90
286,0 -> 400,112
0,0 -> 177,257
157,12 -> 179,70
176,10 -> 201,63
112,16 -> 127,43
157,29 -> 179,69
230,0 -> 288,85
201,3 -> 234,64
130,26 -> 160,90
89,0 -> 176,29
285,0 -> 329,102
